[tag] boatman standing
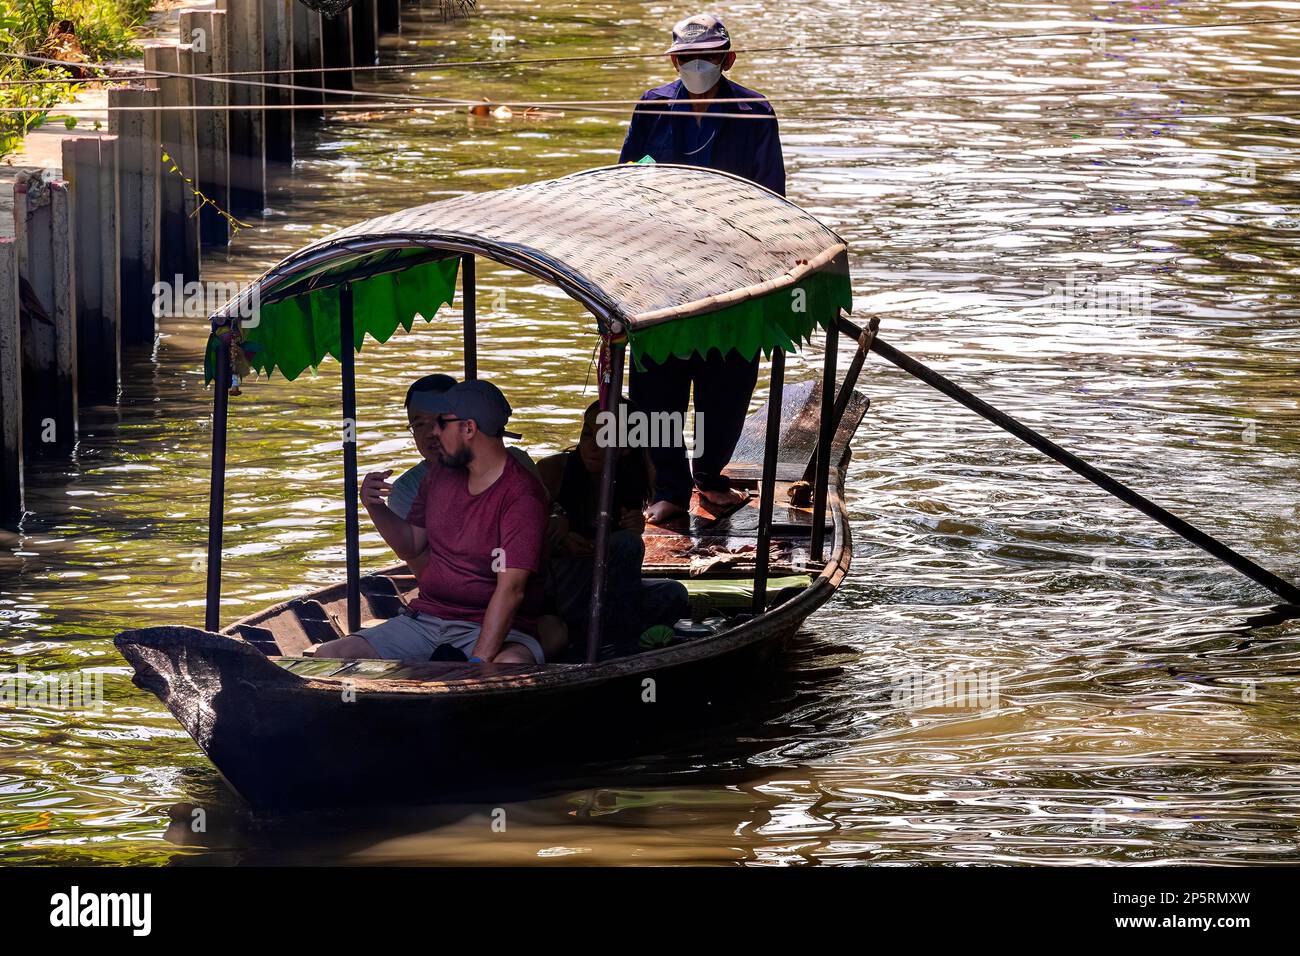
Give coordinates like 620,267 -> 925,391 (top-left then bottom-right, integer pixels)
618,13 -> 786,524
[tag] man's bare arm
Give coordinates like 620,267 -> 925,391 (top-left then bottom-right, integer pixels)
361,470 -> 426,560
471,568 -> 530,662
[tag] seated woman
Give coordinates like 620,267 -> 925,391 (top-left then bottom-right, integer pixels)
538,399 -> 689,653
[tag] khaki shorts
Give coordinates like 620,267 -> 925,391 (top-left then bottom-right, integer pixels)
358,611 -> 544,665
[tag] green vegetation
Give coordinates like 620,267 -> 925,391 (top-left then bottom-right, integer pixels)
0,0 -> 153,158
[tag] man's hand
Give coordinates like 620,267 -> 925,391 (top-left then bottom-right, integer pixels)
361,469 -> 425,561
361,469 -> 394,509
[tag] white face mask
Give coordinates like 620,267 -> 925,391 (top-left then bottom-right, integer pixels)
677,58 -> 723,94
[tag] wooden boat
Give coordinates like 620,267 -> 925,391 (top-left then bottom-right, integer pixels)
115,164 -> 872,809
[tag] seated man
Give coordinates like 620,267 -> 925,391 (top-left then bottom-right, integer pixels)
316,379 -> 554,665
537,398 -> 689,653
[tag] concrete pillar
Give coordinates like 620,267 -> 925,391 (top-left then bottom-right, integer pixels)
176,44 -> 202,274
0,235 -> 22,523
262,0 -> 294,165
320,10 -> 354,98
145,42 -> 201,285
351,0 -> 378,69
13,174 -> 77,455
62,136 -> 121,405
180,8 -> 231,248
225,0 -> 266,214
108,85 -> 160,346
292,2 -> 325,126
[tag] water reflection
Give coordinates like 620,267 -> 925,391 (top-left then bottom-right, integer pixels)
2,0 -> 1300,865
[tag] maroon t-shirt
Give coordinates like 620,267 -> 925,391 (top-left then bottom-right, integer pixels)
406,453 -> 548,633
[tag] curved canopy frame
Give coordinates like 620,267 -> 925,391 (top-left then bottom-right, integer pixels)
204,164 -> 852,384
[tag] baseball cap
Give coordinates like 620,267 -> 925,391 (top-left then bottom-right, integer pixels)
404,372 -> 457,408
419,379 -> 522,440
666,13 -> 731,55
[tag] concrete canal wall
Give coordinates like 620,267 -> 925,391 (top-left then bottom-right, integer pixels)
0,0 -> 425,526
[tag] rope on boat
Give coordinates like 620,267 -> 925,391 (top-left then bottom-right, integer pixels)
839,315 -> 1300,606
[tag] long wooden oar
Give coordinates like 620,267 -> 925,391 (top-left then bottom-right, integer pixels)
837,315 -> 1300,605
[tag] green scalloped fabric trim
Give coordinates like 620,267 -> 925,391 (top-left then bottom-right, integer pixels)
627,266 -> 852,369
204,257 -> 460,384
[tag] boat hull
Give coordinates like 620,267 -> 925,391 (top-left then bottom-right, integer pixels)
117,602 -> 815,809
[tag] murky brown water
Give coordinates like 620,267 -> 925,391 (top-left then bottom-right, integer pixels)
3,0 -> 1300,865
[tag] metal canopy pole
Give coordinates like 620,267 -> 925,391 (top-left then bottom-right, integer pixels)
340,283 -> 362,634
752,349 -> 785,615
204,342 -> 231,632
462,253 -> 477,380
585,339 -> 626,663
811,323 -> 838,560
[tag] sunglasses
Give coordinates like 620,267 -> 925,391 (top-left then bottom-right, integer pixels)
407,416 -> 463,433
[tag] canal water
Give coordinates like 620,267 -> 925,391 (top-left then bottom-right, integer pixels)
3,0 -> 1300,864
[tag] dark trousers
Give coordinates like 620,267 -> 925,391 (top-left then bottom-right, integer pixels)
628,350 -> 760,508
548,529 -> 689,650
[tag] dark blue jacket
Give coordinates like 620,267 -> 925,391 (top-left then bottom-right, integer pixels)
617,76 -> 786,196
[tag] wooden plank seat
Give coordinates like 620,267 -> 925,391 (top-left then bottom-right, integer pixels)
359,573 -> 409,619
232,623 -> 282,657
289,598 -> 344,643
